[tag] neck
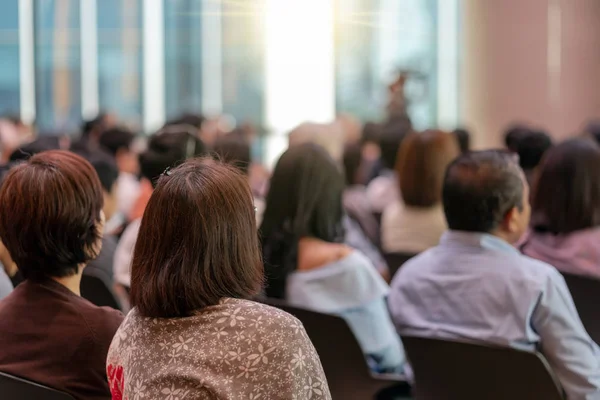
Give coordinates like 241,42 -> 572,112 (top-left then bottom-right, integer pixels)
490,230 -> 515,245
51,267 -> 83,296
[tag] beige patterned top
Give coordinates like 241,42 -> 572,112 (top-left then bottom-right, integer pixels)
106,298 -> 331,400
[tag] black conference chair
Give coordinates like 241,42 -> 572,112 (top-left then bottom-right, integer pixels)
264,299 -> 410,399
80,270 -> 122,310
383,252 -> 416,279
561,272 -> 600,344
402,336 -> 564,400
0,371 -> 75,400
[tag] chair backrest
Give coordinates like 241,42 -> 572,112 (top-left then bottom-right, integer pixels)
561,272 -> 600,344
383,252 -> 416,279
80,271 -> 121,310
402,336 -> 564,400
263,299 -> 388,399
0,371 -> 75,400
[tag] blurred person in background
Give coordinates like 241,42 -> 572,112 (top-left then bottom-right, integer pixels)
515,129 -> 553,189
521,139 -> 600,279
114,127 -> 206,288
0,240 -> 16,300
261,143 -> 404,374
98,127 -> 140,218
80,112 -> 117,148
452,127 -> 471,153
366,116 -> 412,213
504,123 -> 531,152
213,133 -> 265,225
0,151 -> 123,399
288,121 -> 345,164
381,130 -> 460,254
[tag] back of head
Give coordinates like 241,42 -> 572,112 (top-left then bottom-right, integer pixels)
516,130 -> 553,170
504,124 -> 530,152
378,116 -> 412,170
260,143 -> 345,298
213,134 -> 251,175
139,125 -> 206,186
9,136 -> 62,163
71,144 -> 119,194
288,122 -> 345,163
130,158 -> 262,318
0,150 -> 104,281
443,150 -> 524,233
98,127 -> 135,157
532,138 -> 600,234
453,128 -> 471,153
584,120 -> 600,145
398,130 -> 460,207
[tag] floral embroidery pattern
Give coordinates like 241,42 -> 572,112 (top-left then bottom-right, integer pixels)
106,299 -> 331,399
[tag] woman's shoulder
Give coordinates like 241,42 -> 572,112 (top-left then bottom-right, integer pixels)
221,298 -> 304,328
297,239 -> 353,272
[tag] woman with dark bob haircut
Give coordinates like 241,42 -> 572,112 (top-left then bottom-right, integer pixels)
0,150 -> 124,400
261,143 -> 405,374
522,138 -> 600,278
107,158 -> 331,400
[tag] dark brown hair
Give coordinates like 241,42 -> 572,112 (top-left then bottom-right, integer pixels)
130,158 -> 263,318
0,150 -> 104,281
397,130 -> 460,207
532,138 -> 600,234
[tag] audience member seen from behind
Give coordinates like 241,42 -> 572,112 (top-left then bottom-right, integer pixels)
113,127 -> 206,288
366,117 -> 412,213
107,159 -> 331,400
522,139 -> 600,279
515,129 -> 553,189
72,148 -> 120,285
261,143 -> 404,373
213,134 -> 265,225
381,130 -> 460,254
452,128 -> 471,153
388,150 -> 600,400
98,127 -> 140,219
0,151 -> 123,399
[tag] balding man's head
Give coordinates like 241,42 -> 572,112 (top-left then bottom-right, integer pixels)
443,151 -> 528,238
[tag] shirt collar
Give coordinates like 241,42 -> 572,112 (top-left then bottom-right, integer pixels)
441,230 -> 520,255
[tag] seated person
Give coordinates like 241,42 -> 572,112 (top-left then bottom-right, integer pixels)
213,133 -> 265,225
107,159 -> 330,400
522,139 -> 600,279
389,150 -> 600,400
0,241 -> 15,300
261,143 -> 404,373
515,129 -> 553,189
98,127 -> 140,218
0,151 -> 123,399
113,128 -> 206,287
381,130 -> 459,254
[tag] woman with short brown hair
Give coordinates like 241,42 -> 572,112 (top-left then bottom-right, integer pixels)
107,158 -> 330,400
381,130 -> 460,254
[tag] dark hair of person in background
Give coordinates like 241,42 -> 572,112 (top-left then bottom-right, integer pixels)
584,120 -> 600,145
531,138 -> 600,235
260,143 -> 345,299
139,126 -> 206,187
504,124 -> 531,152
342,143 -> 362,186
443,150 -> 524,233
452,128 -> 471,153
98,127 -> 135,157
0,151 -> 104,281
72,144 -> 119,193
516,129 -> 553,171
377,116 -> 412,170
397,130 -> 460,207
212,134 -> 251,175
164,112 -> 205,130
8,136 -> 62,163
130,159 -> 263,318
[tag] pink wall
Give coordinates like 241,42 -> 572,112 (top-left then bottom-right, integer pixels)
461,0 -> 600,148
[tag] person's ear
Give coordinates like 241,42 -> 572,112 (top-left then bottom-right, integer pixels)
501,206 -> 521,234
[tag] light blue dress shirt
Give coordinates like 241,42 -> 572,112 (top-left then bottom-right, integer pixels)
287,250 -> 405,373
389,231 -> 600,400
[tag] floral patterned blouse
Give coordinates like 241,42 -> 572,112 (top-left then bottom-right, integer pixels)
106,298 -> 331,400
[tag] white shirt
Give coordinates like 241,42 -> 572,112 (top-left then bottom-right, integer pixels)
389,231 -> 600,400
113,219 -> 141,287
381,202 -> 446,254
116,172 -> 140,217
